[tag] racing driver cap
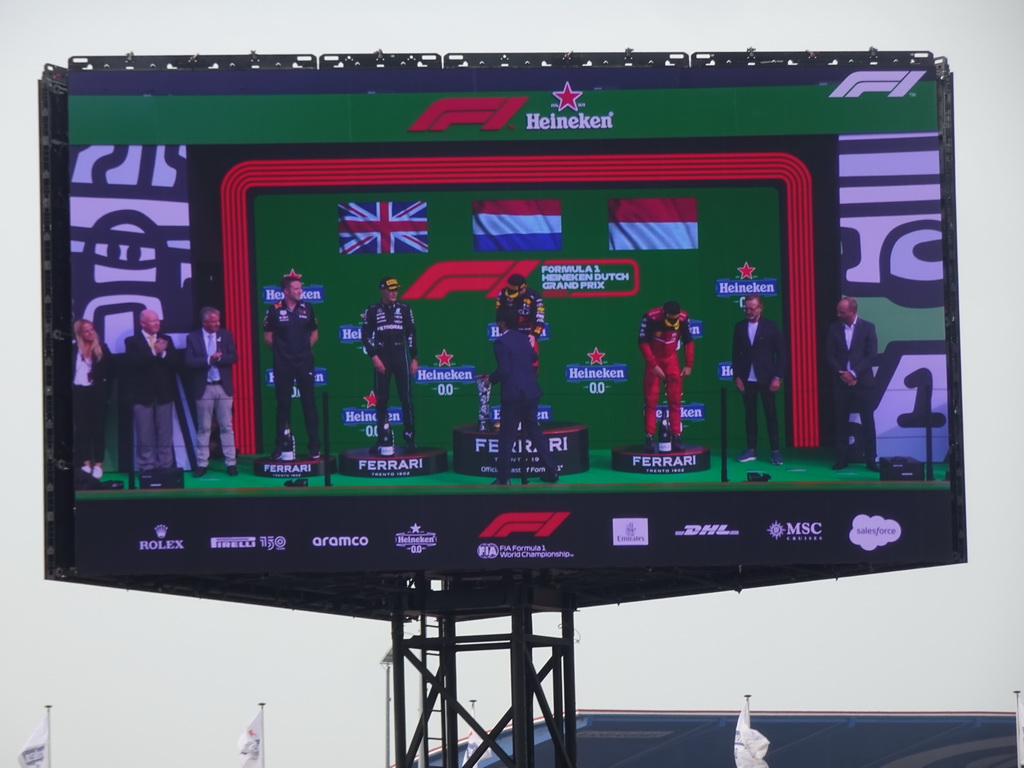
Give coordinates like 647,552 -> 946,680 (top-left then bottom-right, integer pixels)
380,277 -> 401,291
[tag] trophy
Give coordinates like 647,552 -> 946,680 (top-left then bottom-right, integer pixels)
476,376 -> 492,431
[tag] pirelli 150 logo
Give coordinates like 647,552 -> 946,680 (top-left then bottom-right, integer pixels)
477,512 -> 574,561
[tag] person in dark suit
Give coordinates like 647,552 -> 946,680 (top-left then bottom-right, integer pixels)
825,297 -> 879,471
482,307 -> 559,486
732,294 -> 788,465
72,318 -> 113,482
263,272 -> 320,460
184,307 -> 238,477
124,308 -> 178,471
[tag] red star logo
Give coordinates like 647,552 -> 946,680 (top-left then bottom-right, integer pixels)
435,349 -> 454,366
363,391 -> 377,407
283,268 -> 303,279
552,82 -> 583,112
587,347 -> 606,365
737,261 -> 756,279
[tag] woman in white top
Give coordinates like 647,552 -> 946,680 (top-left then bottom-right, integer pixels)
72,319 -> 112,480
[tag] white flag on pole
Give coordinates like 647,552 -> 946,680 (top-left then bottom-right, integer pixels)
17,715 -> 49,768
238,710 -> 264,768
1016,695 -> 1024,768
462,727 -> 492,767
734,699 -> 770,768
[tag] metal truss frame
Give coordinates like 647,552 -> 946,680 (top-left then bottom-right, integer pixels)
389,583 -> 578,768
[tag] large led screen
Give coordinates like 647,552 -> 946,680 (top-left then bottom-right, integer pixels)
44,54 -> 964,598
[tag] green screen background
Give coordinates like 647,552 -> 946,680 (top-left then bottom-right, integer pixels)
253,184 -> 783,453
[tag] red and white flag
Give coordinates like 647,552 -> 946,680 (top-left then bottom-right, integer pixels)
608,197 -> 698,250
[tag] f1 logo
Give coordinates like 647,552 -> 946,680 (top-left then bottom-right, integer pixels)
404,259 -> 540,299
829,71 -> 925,98
480,512 -> 570,538
409,97 -> 529,132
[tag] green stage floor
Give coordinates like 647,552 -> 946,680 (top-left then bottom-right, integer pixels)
81,449 -> 949,499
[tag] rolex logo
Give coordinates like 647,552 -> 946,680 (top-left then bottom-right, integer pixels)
155,524 -> 168,539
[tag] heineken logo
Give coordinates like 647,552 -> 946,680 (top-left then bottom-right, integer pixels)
415,366 -> 476,383
526,82 -> 614,132
715,279 -> 778,297
342,407 -> 402,426
565,364 -> 628,382
262,285 -> 325,303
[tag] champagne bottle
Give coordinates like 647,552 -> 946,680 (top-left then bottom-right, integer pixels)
380,423 -> 395,457
281,428 -> 295,461
657,418 -> 672,453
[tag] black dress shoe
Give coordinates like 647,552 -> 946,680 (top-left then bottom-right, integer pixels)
866,461 -> 880,472
540,472 -> 559,484
831,461 -> 848,470
192,466 -> 207,478
491,479 -> 510,486
226,465 -> 239,476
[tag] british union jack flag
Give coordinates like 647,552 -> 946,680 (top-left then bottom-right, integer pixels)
338,201 -> 429,254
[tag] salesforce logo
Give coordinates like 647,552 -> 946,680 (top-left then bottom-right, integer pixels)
849,514 -> 902,551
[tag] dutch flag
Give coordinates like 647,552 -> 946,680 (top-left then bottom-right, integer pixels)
472,199 -> 562,251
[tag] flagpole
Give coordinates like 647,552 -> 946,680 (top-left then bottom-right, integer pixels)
1015,691 -> 1021,768
45,705 -> 52,768
259,702 -> 266,768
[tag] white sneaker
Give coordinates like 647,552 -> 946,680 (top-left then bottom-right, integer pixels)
92,465 -> 104,479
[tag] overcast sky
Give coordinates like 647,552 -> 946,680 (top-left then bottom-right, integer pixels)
2,1 -> 1021,765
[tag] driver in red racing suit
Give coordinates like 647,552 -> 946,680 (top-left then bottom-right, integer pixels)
638,301 -> 694,451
